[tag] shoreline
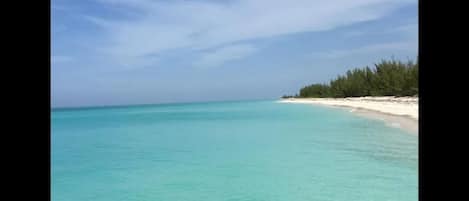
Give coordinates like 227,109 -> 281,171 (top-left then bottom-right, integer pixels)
279,97 -> 418,135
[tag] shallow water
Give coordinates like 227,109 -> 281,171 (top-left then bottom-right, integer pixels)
52,100 -> 418,201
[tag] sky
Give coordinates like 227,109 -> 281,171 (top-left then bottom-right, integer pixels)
52,0 -> 418,108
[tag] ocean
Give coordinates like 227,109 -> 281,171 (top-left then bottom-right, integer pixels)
51,100 -> 418,201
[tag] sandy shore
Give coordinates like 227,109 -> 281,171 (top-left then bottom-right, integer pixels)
279,97 -> 418,135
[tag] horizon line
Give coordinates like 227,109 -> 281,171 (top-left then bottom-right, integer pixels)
51,97 -> 280,111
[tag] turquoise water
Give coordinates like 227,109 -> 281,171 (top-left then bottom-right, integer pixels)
52,100 -> 418,201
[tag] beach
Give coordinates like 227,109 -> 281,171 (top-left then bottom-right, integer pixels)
279,96 -> 418,135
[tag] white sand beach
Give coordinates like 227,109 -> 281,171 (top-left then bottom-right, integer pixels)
279,97 -> 418,135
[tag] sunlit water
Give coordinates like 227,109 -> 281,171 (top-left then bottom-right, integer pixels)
52,100 -> 418,201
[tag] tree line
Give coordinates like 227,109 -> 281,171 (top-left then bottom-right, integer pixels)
283,58 -> 418,98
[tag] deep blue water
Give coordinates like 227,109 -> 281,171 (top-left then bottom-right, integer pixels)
52,100 -> 418,201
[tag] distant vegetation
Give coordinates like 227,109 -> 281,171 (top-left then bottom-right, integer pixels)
283,58 -> 418,98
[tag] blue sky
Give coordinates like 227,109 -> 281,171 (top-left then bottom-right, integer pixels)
52,0 -> 418,108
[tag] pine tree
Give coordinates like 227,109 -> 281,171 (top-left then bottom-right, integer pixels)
294,58 -> 418,98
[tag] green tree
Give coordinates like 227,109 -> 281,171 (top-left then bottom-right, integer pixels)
293,58 -> 418,98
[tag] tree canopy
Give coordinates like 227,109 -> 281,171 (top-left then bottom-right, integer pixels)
285,58 -> 418,98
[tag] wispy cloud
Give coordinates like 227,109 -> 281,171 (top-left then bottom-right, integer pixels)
51,4 -> 68,11
313,41 -> 417,59
194,44 -> 258,68
51,55 -> 73,64
343,23 -> 417,38
392,23 -> 418,38
79,0 -> 415,69
82,15 -> 115,28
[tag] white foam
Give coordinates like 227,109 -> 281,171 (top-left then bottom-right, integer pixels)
389,122 -> 401,128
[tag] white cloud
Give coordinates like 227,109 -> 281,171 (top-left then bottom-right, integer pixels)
83,0 -> 415,68
194,44 -> 258,68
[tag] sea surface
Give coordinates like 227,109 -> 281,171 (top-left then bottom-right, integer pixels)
52,100 -> 418,201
